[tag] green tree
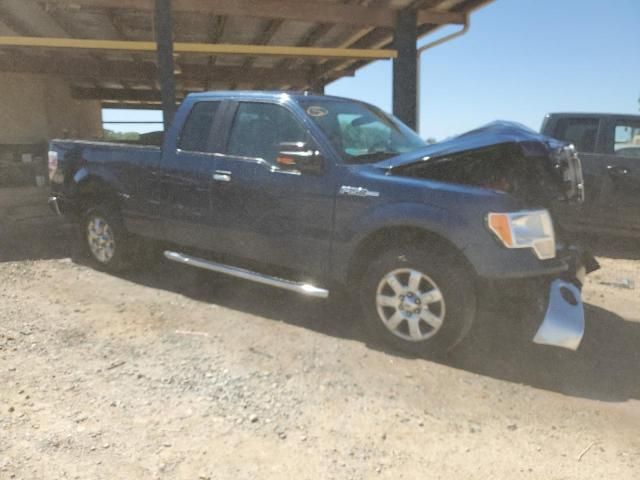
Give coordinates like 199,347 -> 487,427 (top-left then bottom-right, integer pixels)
103,129 -> 140,141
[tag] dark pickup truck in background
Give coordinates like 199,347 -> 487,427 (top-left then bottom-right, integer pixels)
542,113 -> 640,237
48,92 -> 594,356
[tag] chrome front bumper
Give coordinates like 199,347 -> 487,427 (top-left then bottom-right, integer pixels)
531,248 -> 597,351
533,279 -> 584,350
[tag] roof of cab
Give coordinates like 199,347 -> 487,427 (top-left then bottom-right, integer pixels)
185,91 -> 355,103
546,112 -> 640,120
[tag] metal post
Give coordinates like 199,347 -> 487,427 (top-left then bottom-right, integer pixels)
311,82 -> 326,95
392,9 -> 418,130
154,0 -> 176,127
310,67 -> 326,95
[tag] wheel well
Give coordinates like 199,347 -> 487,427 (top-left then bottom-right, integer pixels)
75,178 -> 120,214
347,227 -> 475,284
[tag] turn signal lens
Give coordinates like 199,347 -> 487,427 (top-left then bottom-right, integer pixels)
487,213 -> 514,247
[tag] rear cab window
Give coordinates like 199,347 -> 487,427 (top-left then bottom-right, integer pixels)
612,121 -> 640,159
553,117 -> 600,153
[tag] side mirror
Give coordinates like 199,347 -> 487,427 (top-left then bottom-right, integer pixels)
276,142 -> 323,174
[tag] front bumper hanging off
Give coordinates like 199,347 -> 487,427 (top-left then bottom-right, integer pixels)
533,279 -> 584,350
532,248 -> 598,351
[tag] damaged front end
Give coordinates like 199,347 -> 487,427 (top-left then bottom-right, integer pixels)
377,121 -> 585,208
377,121 -> 597,350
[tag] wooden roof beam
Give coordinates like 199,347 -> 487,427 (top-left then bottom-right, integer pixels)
72,86 -> 169,102
0,36 -> 397,59
0,55 -> 350,85
40,0 -> 466,27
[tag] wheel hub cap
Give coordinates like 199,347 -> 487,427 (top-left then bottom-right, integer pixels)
87,216 -> 115,263
399,293 -> 421,313
375,268 -> 446,342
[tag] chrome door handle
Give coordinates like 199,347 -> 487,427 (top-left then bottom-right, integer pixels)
607,165 -> 630,176
213,170 -> 232,182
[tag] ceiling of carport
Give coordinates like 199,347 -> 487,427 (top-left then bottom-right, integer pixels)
0,0 -> 493,107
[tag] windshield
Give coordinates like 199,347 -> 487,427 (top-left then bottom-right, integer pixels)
298,98 -> 427,163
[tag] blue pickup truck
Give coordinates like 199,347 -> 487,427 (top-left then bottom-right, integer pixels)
48,92 -> 594,356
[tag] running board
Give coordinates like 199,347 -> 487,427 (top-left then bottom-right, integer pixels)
163,251 -> 329,299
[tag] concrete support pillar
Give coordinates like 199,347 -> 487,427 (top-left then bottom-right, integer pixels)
392,9 -> 418,130
154,0 -> 176,127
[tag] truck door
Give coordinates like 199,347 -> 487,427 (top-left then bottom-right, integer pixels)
210,100 -> 335,277
159,100 -> 225,249
597,117 -> 640,233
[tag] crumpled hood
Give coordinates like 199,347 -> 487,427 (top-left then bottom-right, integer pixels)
374,121 -> 567,170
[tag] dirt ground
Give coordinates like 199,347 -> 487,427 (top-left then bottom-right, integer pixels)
1,187 -> 639,479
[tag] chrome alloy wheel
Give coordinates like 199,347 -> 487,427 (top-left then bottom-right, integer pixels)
87,216 -> 116,264
375,268 -> 446,342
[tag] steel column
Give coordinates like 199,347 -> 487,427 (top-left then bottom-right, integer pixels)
310,66 -> 326,94
392,9 -> 418,130
154,0 -> 176,127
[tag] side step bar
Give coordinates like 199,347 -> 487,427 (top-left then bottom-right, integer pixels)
164,251 -> 329,299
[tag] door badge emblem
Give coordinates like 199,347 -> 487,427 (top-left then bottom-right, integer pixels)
339,186 -> 380,198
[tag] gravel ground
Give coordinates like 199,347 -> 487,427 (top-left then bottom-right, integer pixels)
1,187 -> 639,479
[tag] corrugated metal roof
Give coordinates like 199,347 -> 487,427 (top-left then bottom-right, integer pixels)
0,0 -> 493,106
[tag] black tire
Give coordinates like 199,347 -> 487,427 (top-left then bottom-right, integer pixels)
80,206 -> 132,272
359,244 -> 476,357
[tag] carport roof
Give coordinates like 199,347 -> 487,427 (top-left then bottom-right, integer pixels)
0,0 -> 493,107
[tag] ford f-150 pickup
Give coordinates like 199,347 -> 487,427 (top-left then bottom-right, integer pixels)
48,92 -> 595,356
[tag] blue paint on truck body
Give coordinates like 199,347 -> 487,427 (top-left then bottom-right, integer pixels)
49,92 -> 579,285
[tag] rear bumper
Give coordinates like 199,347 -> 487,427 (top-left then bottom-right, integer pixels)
48,194 -> 79,218
48,195 -> 62,216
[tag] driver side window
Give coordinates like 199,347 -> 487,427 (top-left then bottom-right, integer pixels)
227,102 -> 308,165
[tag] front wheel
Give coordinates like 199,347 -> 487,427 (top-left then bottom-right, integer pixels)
359,245 -> 476,357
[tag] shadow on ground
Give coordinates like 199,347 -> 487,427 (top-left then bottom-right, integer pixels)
0,187 -> 73,262
3,186 -> 639,403
115,259 -> 640,404
446,303 -> 640,402
572,232 -> 640,261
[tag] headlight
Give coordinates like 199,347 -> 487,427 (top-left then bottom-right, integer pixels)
487,209 -> 556,260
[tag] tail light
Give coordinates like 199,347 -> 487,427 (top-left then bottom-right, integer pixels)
48,151 -> 58,182
551,145 -> 585,203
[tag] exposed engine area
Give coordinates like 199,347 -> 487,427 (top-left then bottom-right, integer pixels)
390,141 -> 584,209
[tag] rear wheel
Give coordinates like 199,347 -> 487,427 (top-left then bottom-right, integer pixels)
82,206 -> 131,272
359,245 -> 476,357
